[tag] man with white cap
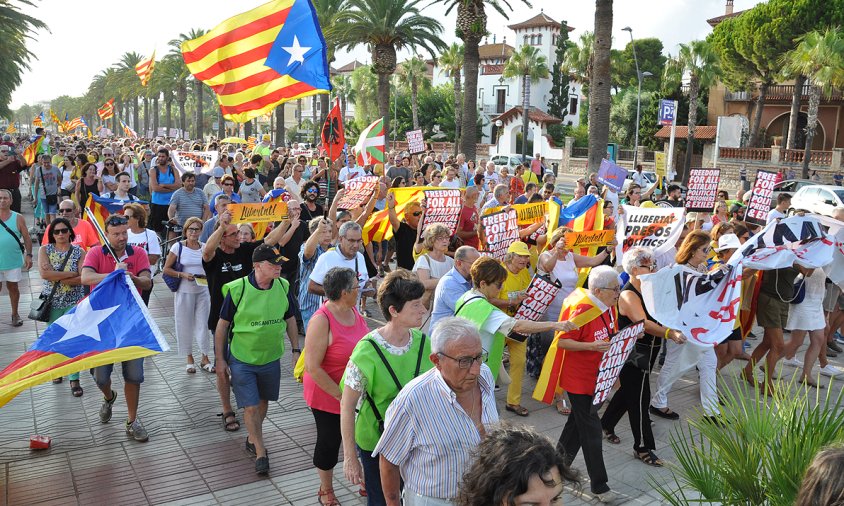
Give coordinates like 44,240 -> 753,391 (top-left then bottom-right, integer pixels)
203,166 -> 224,200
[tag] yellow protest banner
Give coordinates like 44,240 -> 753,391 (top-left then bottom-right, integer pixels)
563,229 -> 615,250
654,152 -> 666,189
229,201 -> 288,224
484,201 -> 547,225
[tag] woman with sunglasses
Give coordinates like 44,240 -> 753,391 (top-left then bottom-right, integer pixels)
162,216 -> 214,374
600,247 -> 686,467
74,163 -> 101,208
101,158 -> 119,193
38,217 -> 87,397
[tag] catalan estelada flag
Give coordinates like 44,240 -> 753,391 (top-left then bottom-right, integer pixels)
0,271 -> 169,407
84,194 -> 132,244
120,119 -> 138,138
532,288 -> 609,404
362,186 -> 438,244
98,99 -> 115,121
32,112 -> 44,127
135,51 -> 156,87
65,117 -> 84,131
80,116 -> 92,138
5,124 -> 16,134
354,118 -> 385,167
22,136 -> 43,165
553,195 -> 604,287
180,0 -> 332,123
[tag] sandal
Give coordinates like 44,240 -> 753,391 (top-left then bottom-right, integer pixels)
555,398 -> 571,416
70,380 -> 83,397
603,429 -> 621,444
219,411 -> 240,432
317,487 -> 341,506
200,362 -> 215,373
186,363 -> 196,374
505,404 -> 529,417
359,486 -> 367,497
649,406 -> 680,420
635,450 -> 663,467
11,315 -> 23,327
52,377 -> 63,384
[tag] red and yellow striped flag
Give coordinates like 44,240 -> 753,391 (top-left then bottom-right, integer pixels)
23,136 -> 44,166
247,136 -> 257,152
532,288 -> 607,404
98,99 -> 115,121
50,110 -> 63,132
180,0 -> 332,123
135,51 -> 156,87
362,186 -> 437,244
33,113 -> 43,127
65,117 -> 84,131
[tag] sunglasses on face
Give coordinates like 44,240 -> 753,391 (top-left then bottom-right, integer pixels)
223,183 -> 234,187
411,211 -> 422,217
105,216 -> 128,226
58,208 -> 74,213
186,227 -> 202,232
52,227 -> 70,234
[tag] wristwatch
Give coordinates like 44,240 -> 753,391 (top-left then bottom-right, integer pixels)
292,348 -> 301,353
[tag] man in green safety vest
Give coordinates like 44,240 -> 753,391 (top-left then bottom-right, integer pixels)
213,243 -> 299,476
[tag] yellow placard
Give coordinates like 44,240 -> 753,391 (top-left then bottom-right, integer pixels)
229,202 -> 288,224
563,229 -> 615,250
483,201 -> 547,225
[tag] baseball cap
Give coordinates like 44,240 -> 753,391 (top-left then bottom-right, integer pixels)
252,243 -> 287,265
507,241 -> 531,256
212,167 -> 224,178
262,134 -> 271,142
715,234 -> 741,252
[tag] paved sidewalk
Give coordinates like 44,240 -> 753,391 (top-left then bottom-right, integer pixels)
0,199 -> 841,505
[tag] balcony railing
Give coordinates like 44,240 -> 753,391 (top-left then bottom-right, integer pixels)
719,146 -> 836,167
482,103 -> 514,115
780,148 -> 833,165
724,85 -> 844,102
719,147 -> 772,161
725,90 -> 751,101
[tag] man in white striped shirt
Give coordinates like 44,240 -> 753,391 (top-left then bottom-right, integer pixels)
374,317 -> 498,505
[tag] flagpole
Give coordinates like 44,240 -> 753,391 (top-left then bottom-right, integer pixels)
84,206 -> 119,263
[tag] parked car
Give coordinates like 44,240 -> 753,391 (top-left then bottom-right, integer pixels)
491,154 -> 549,176
770,179 -> 814,208
789,184 -> 844,217
621,170 -> 658,194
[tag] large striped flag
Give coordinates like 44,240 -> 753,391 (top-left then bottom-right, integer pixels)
32,112 -> 44,127
549,195 -> 604,287
0,270 -> 169,407
84,194 -> 130,244
180,0 -> 332,123
532,288 -> 610,404
50,110 -> 63,132
135,51 -> 156,87
5,124 -> 16,134
65,117 -> 84,131
361,186 -> 437,244
22,136 -> 43,165
120,119 -> 138,138
98,99 -> 115,121
354,118 -> 385,167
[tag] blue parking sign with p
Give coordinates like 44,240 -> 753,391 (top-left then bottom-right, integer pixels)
658,99 -> 675,126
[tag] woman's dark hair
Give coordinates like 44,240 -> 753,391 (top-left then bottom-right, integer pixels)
473,173 -> 484,186
84,162 -> 98,176
243,168 -> 256,179
470,256 -> 507,289
301,180 -> 319,199
796,445 -> 844,506
456,424 -> 580,506
528,193 -> 544,203
48,217 -> 76,244
377,269 -> 425,322
391,176 -> 405,188
323,267 -> 358,301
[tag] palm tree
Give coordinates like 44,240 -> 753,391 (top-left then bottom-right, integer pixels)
663,39 -> 720,185
169,29 -> 206,139
332,74 -> 355,121
503,45 -> 550,159
438,43 -> 463,150
0,1 -> 47,118
398,55 -> 430,130
782,29 -> 844,179
435,0 -> 530,160
337,0 -> 446,141
562,31 -> 594,90
587,0 -> 613,175
116,52 -> 144,134
313,0 -> 348,135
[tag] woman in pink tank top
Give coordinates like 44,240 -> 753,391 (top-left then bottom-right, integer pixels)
303,267 -> 369,505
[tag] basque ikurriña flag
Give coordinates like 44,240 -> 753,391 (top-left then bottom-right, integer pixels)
354,118 -> 385,167
0,271 -> 169,407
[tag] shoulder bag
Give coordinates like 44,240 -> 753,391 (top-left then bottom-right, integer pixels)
39,167 -> 58,206
162,241 -> 184,292
29,248 -> 73,322
363,333 -> 427,434
0,216 -> 24,254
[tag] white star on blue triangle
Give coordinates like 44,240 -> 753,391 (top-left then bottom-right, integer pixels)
264,0 -> 332,92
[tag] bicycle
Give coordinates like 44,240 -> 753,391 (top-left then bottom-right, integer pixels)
158,221 -> 183,273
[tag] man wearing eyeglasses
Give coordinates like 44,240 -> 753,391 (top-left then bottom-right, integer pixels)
308,221 -> 369,298
81,214 -> 153,442
42,200 -> 100,250
374,317 -> 498,505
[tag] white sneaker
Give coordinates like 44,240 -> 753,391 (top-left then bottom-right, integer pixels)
782,357 -> 802,368
819,365 -> 843,377
595,490 -> 617,504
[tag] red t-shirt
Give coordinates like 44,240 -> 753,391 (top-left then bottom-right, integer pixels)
509,177 -> 525,204
82,244 -> 151,289
457,205 -> 480,249
560,307 -> 617,395
42,219 -> 101,250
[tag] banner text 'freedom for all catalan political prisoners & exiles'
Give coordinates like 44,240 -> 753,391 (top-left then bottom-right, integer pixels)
685,168 -> 720,212
406,129 -> 425,154
594,320 -> 645,405
336,176 -> 380,210
615,205 -> 685,260
745,170 -> 778,225
419,189 -> 462,236
483,208 -> 519,261
170,151 -> 220,175
514,275 -> 561,321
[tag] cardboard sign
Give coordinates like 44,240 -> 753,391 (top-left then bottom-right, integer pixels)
170,150 -> 219,175
654,152 -> 666,184
406,129 -> 425,154
484,201 -> 547,225
615,205 -> 685,260
597,159 -> 628,193
593,320 -> 645,405
563,229 -> 615,250
514,275 -> 561,321
746,170 -> 778,225
685,168 -> 720,211
482,209 -> 519,261
420,189 -> 462,235
230,201 -> 288,224
336,176 -> 380,209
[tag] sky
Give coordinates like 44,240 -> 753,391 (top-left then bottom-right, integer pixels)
10,0 -> 765,110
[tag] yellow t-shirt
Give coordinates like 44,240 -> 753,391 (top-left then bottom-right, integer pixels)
521,171 -> 540,185
497,264 -> 533,316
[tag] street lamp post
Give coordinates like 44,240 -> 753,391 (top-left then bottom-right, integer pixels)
622,27 -> 652,171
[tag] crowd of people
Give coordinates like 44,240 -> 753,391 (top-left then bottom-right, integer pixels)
2,129 -> 844,505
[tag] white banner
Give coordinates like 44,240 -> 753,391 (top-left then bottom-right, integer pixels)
733,214 -> 833,270
615,205 -> 685,262
171,150 -> 219,175
816,214 -> 844,290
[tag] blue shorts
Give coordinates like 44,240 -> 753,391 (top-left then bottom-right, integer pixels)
91,357 -> 145,386
229,354 -> 280,407
40,198 -> 57,215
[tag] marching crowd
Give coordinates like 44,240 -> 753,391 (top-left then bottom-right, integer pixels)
2,130 -> 844,505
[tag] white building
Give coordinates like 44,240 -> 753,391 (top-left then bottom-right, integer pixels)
432,11 -> 584,155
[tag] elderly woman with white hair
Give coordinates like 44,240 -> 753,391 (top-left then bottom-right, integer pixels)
600,247 -> 686,468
